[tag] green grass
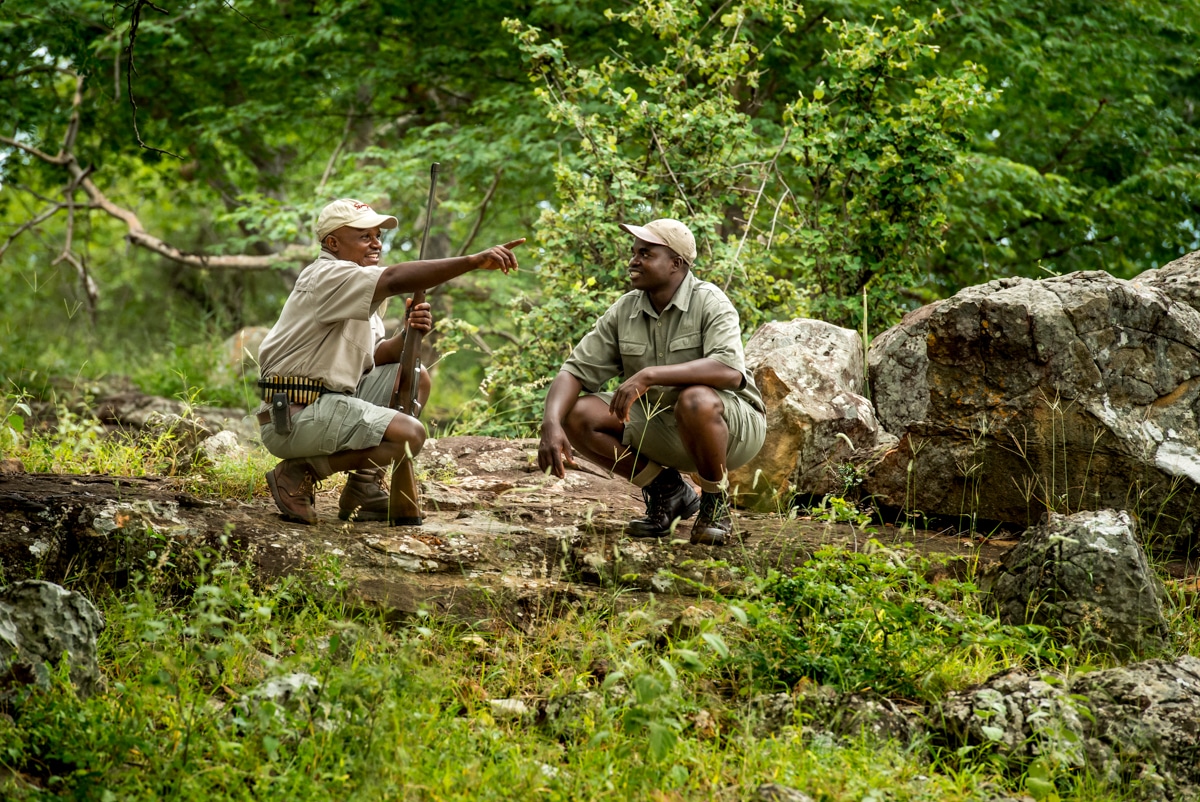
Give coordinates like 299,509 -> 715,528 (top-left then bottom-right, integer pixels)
0,543 -> 1168,802
0,389 -> 1194,801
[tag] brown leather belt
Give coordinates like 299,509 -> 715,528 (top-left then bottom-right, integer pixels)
256,403 -> 308,426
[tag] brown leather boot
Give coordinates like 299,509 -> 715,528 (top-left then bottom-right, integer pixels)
266,459 -> 319,524
338,468 -> 390,522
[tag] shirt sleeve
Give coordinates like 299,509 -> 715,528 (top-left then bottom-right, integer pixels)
310,262 -> 385,325
699,288 -> 750,379
561,303 -> 623,393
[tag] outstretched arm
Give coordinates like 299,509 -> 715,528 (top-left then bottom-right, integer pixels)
537,371 -> 586,478
372,239 -> 525,303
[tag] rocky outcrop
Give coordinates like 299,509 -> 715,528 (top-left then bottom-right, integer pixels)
1136,249 -> 1200,317
730,319 -> 893,510
1070,656 -> 1200,798
990,510 -> 1168,656
0,580 -> 104,698
936,657 -> 1200,801
936,669 -> 1087,767
865,269 -> 1200,550
0,438 -> 1011,628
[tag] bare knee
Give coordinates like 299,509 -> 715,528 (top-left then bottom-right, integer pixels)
674,386 -> 723,425
383,413 -> 427,458
563,399 -> 614,444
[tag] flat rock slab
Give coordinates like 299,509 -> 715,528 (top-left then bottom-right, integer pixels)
1,437 -> 1024,625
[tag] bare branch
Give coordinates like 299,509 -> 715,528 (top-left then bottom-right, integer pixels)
3,67 -> 316,270
0,134 -> 68,165
121,0 -> 182,159
456,167 -> 504,257
1039,98 -> 1109,175
0,203 -> 64,260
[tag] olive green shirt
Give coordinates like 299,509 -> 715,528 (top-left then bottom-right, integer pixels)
562,270 -> 765,414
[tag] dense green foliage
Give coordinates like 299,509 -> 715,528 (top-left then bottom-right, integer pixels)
738,547 -> 1069,698
2,542 -> 1182,800
2,0 -> 1198,431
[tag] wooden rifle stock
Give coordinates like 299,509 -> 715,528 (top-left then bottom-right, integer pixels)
388,163 -> 440,526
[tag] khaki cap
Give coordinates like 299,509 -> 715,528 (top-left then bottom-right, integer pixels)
619,218 -> 697,264
315,198 -> 399,242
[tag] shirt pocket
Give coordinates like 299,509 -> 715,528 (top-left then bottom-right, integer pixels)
619,341 -> 648,356
668,331 -> 703,361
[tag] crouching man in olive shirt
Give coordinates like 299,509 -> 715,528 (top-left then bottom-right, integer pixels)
537,218 -> 765,545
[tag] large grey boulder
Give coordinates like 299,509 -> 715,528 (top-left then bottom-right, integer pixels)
1136,249 -> 1200,317
1070,655 -> 1200,799
935,657 -> 1200,801
990,510 -> 1168,656
0,580 -> 104,697
866,268 -> 1200,549
730,319 -> 893,509
936,670 -> 1087,767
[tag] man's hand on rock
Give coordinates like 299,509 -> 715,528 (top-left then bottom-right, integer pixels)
537,424 -> 573,479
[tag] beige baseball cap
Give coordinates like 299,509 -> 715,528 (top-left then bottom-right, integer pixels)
315,198 -> 399,242
618,218 -> 697,264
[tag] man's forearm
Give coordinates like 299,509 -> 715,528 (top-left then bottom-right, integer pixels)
542,371 -> 585,426
639,359 -> 742,391
374,330 -> 405,366
374,255 -> 481,302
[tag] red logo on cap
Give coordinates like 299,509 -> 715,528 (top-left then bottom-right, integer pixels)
353,202 -> 370,210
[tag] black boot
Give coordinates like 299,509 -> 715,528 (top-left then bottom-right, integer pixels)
626,469 -> 700,538
690,491 -> 733,546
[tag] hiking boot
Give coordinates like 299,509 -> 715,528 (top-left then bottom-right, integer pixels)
626,469 -> 700,538
266,459 -> 319,524
338,467 -> 390,522
690,491 -> 733,546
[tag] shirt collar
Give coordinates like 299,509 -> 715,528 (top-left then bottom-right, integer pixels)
634,270 -> 698,318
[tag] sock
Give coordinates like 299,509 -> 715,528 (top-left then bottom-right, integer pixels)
306,455 -> 333,480
631,461 -> 664,488
695,472 -> 728,494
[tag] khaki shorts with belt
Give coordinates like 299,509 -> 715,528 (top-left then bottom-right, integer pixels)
257,364 -> 403,460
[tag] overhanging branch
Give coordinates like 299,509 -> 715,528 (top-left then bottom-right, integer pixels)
0,71 -> 314,271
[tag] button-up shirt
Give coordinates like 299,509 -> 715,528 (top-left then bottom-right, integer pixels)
257,251 -> 387,395
561,270 -> 765,413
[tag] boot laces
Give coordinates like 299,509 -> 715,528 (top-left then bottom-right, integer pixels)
296,470 -> 317,497
699,492 -> 727,521
642,479 -> 680,520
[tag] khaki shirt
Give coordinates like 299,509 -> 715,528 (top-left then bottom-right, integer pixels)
257,251 -> 387,396
562,270 -> 765,413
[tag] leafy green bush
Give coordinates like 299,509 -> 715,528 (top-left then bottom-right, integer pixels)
462,2 -> 988,435
731,545 -> 1068,699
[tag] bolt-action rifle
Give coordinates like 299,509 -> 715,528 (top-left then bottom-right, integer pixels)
387,162 -> 440,526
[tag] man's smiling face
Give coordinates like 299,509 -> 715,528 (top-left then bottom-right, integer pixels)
325,225 -> 383,266
627,238 -> 680,292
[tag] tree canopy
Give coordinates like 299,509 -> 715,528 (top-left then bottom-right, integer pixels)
2,0 -> 1197,429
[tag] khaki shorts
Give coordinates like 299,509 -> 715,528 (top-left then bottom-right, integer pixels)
259,364 -> 400,460
596,389 -> 766,474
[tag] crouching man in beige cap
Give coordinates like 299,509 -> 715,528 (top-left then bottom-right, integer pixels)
257,197 -> 524,524
537,218 -> 765,545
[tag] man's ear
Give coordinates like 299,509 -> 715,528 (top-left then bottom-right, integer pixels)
323,235 -> 339,253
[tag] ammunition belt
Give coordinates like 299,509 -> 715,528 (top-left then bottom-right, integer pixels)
257,376 -> 341,405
